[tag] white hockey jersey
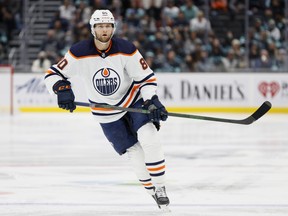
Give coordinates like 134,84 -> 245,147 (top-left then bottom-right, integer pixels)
44,37 -> 157,123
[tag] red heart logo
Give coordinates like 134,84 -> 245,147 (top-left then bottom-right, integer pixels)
258,82 -> 280,97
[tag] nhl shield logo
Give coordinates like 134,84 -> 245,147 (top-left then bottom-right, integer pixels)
93,68 -> 120,96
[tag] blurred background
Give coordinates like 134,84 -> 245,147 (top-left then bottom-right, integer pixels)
1,0 -> 288,73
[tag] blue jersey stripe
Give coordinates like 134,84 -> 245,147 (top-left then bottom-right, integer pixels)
139,83 -> 157,89
92,111 -> 124,116
44,73 -> 58,79
134,73 -> 155,84
50,66 -> 67,80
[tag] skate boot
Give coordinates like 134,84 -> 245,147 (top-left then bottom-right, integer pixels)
152,186 -> 170,211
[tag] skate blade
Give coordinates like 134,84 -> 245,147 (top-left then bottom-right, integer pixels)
159,204 -> 171,213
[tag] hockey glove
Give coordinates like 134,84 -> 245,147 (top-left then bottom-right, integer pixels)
53,80 -> 76,113
142,95 -> 168,122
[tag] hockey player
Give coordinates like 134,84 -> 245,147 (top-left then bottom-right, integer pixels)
44,9 -> 170,210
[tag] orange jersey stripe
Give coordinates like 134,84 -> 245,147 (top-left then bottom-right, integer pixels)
96,40 -> 113,53
146,78 -> 157,83
109,49 -> 137,57
68,49 -> 137,59
46,69 -> 55,75
91,107 -> 114,111
122,77 -> 156,108
123,84 -> 140,108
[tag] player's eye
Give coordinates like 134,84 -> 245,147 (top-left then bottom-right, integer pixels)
96,25 -> 112,29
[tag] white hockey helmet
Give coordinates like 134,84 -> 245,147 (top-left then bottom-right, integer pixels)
89,9 -> 116,38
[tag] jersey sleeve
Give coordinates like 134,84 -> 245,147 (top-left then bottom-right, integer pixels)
44,51 -> 79,94
125,50 -> 157,101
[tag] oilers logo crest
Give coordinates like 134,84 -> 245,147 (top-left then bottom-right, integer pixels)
93,68 -> 120,96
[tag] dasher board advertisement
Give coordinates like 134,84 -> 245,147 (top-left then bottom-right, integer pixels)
4,73 -> 288,113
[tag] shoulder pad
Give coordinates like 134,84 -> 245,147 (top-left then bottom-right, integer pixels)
70,38 -> 98,58
111,38 -> 136,55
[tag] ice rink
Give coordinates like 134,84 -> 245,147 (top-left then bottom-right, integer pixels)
0,111 -> 288,216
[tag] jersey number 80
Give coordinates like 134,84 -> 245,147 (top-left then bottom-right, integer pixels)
139,58 -> 148,70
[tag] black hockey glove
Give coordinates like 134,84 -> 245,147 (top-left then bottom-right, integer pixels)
53,80 -> 76,113
142,95 -> 168,122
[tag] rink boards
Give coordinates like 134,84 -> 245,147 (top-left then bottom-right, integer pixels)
1,72 -> 288,113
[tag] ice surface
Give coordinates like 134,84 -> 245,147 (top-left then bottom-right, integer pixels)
0,112 -> 288,215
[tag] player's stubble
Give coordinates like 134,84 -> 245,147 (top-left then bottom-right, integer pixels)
95,32 -> 112,44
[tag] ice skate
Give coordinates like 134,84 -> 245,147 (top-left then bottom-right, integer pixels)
152,186 -> 170,212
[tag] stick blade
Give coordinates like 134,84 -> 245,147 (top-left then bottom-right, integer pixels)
251,101 -> 272,121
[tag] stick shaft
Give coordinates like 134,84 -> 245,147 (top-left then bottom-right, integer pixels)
74,101 -> 271,125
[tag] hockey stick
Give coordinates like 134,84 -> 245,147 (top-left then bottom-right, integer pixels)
74,101 -> 272,125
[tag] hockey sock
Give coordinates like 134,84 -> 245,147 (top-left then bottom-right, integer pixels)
146,159 -> 166,187
127,142 -> 154,193
139,178 -> 155,195
137,123 -> 166,187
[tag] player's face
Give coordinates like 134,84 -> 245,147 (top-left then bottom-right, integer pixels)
94,24 -> 114,43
